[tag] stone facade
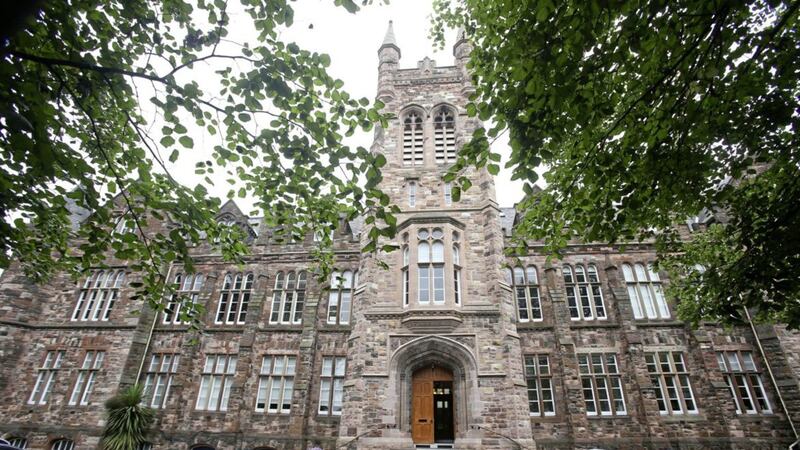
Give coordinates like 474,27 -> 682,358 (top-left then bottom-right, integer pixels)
1,23 -> 799,450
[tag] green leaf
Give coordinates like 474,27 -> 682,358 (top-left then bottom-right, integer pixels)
160,136 -> 175,147
179,136 -> 194,148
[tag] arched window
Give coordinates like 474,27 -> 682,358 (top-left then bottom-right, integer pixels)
269,271 -> 307,324
164,272 -> 205,324
7,437 -> 28,448
68,350 -> 105,406
191,445 -> 215,450
402,245 -> 410,306
622,263 -> 670,319
563,264 -> 606,320
195,355 -> 237,411
453,243 -> 461,304
143,352 -> 180,408
417,228 -> 445,304
51,440 -> 74,450
328,270 -> 356,325
71,269 -> 126,322
408,180 -> 417,207
403,110 -> 424,165
255,355 -> 296,414
215,273 -> 254,324
28,350 -> 65,405
508,266 -> 542,322
114,211 -> 136,235
433,107 -> 456,164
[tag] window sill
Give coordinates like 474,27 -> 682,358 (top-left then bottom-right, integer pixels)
517,322 -> 553,330
586,414 -> 630,420
190,410 -> 233,418
733,413 -> 776,420
253,411 -> 293,417
659,413 -> 706,423
634,320 -> 684,328
321,324 -> 352,332
260,325 -> 304,332
569,321 -> 619,329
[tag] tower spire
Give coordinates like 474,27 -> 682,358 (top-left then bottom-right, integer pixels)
379,20 -> 401,57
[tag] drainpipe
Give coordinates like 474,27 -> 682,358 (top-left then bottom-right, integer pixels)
134,262 -> 174,382
742,305 -> 799,443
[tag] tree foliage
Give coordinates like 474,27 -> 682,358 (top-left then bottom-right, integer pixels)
102,384 -> 155,450
1,0 -> 395,314
431,0 -> 800,327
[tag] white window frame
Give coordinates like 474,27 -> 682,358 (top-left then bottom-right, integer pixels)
215,272 -> 254,325
563,264 -> 606,321
142,353 -> 180,408
318,356 -> 346,416
402,245 -> 410,307
524,355 -> 556,416
8,438 -> 27,449
452,243 -> 461,305
269,271 -> 307,325
508,266 -> 543,322
622,263 -> 670,319
28,350 -> 65,405
255,355 -> 296,414
195,354 -> 237,411
68,350 -> 105,406
443,182 -> 453,206
164,272 -> 204,325
578,353 -> 627,416
717,351 -> 772,414
71,269 -> 126,322
51,440 -> 74,450
327,270 -> 356,325
416,228 -> 446,304
645,351 -> 698,415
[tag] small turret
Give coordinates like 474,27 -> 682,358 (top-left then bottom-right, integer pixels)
453,27 -> 474,89
377,20 -> 400,102
454,28 -> 472,63
378,20 -> 401,68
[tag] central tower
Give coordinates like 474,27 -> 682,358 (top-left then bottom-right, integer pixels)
337,23 -> 535,449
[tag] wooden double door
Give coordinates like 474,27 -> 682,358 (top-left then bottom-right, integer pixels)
411,366 -> 455,444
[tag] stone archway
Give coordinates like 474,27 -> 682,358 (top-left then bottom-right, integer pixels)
386,335 -> 480,440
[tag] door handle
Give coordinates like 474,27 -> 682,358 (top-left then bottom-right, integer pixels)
418,419 -> 428,423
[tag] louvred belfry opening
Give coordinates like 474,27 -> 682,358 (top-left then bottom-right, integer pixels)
403,111 -> 424,165
434,108 -> 456,164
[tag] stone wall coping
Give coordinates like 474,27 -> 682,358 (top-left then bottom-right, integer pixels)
634,320 -> 686,328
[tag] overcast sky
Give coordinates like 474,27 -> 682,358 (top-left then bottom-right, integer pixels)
163,0 -> 527,214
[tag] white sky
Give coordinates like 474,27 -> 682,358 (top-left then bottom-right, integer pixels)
159,0 -> 526,214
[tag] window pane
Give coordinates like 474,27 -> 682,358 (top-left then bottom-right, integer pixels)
418,242 -> 430,263
526,266 -> 538,284
621,264 -> 635,282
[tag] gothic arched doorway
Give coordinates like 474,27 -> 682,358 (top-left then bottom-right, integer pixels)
412,365 -> 455,444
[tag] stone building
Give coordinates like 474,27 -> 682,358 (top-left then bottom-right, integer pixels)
1,22 -> 800,450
